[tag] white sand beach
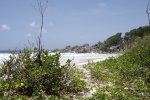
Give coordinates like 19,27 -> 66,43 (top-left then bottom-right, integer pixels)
0,53 -> 119,66
59,53 -> 119,65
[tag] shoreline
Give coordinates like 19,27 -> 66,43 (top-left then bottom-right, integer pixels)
0,53 -> 120,66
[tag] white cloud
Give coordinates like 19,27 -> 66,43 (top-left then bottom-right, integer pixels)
29,21 -> 36,27
98,2 -> 106,7
29,20 -> 48,34
1,24 -> 11,30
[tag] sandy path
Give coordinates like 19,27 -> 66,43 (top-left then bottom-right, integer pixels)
74,56 -> 118,98
76,63 -> 99,98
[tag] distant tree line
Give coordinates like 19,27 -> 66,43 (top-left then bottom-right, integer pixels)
94,26 -> 150,53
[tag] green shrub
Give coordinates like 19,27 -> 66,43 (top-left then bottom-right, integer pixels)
88,86 -> 138,100
101,33 -> 123,51
0,49 -> 86,98
86,35 -> 150,99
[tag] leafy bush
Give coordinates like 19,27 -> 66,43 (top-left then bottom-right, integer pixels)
101,33 -> 123,51
123,36 -> 150,67
124,26 -> 150,49
86,35 -> 150,99
0,49 -> 86,98
87,86 -> 139,100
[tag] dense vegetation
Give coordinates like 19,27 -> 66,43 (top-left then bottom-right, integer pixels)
124,26 -> 150,42
100,33 -> 123,52
94,26 -> 150,52
0,50 -> 86,99
86,35 -> 150,99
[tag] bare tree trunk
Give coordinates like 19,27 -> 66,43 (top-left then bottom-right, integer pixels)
146,0 -> 150,26
35,0 -> 48,65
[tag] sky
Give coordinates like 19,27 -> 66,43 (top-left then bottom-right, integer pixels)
0,0 -> 149,50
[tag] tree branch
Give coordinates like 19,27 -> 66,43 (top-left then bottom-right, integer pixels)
146,0 -> 150,26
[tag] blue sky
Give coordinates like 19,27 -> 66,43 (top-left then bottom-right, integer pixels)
0,0 -> 148,50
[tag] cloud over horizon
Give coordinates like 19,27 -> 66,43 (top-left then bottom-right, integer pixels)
29,21 -> 36,27
1,24 -> 11,31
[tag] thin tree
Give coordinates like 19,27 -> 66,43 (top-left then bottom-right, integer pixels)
146,0 -> 150,26
35,0 -> 48,65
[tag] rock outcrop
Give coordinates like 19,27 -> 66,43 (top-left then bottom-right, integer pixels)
52,44 -> 93,53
